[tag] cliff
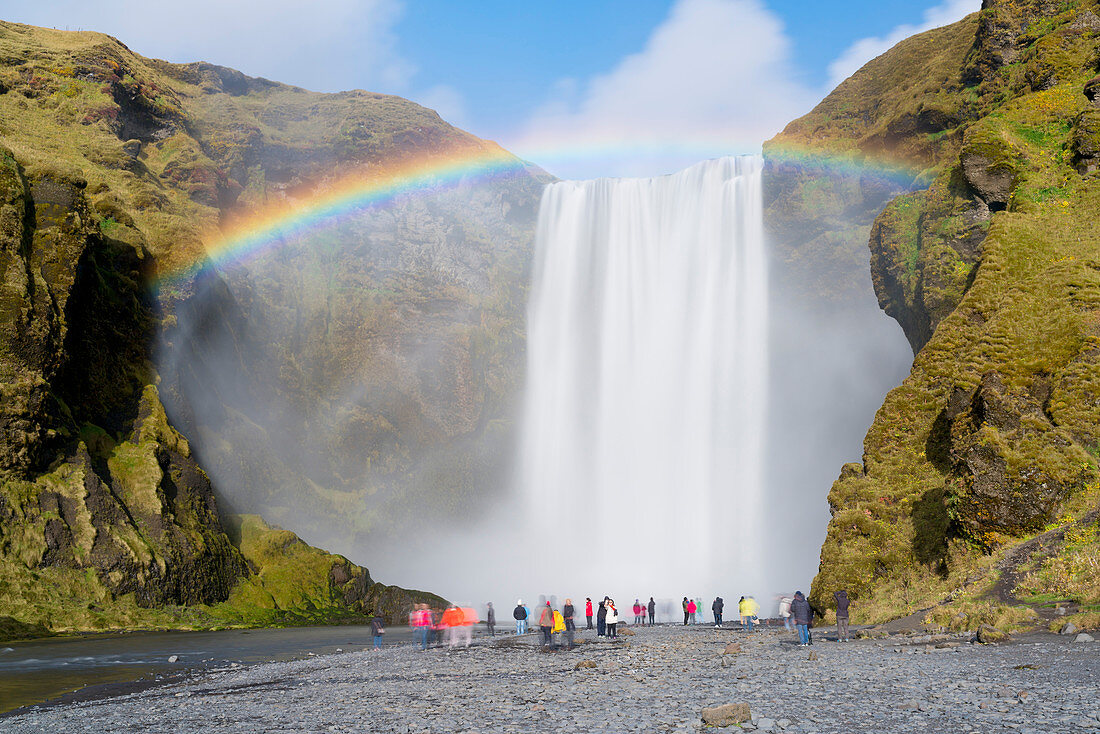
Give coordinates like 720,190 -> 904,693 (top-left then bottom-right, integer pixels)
768,0 -> 1100,627
0,20 -> 514,636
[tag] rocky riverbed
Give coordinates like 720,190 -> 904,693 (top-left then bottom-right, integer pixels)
4,625 -> 1099,732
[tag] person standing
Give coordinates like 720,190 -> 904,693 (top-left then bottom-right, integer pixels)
791,591 -> 812,646
538,602 -> 554,648
371,613 -> 384,650
834,590 -> 851,642
597,598 -> 608,637
682,597 -> 689,625
648,597 -> 656,626
712,597 -> 724,627
687,598 -> 697,624
563,598 -> 576,648
585,597 -> 594,629
513,599 -> 527,635
738,596 -> 750,631
633,599 -> 643,625
779,596 -> 793,631
486,602 -> 496,636
606,599 -> 618,638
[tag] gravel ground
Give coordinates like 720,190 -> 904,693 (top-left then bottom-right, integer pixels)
4,625 -> 1099,732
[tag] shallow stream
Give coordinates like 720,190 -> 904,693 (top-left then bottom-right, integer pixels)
0,624 -> 416,714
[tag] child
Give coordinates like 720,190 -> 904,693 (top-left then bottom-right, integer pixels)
371,614 -> 384,650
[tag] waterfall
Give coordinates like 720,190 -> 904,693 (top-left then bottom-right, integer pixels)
520,155 -> 768,603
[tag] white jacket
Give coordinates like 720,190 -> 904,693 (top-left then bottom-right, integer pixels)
605,606 -> 618,624
779,598 -> 792,617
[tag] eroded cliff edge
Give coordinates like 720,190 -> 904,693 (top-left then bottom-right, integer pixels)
0,21 -> 486,636
769,0 -> 1100,626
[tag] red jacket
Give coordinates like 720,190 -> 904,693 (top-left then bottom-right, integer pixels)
586,601 -> 593,615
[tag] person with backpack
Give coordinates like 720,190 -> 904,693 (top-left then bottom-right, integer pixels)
834,590 -> 851,642
790,591 -> 812,646
371,613 -> 384,650
585,597 -> 593,629
513,599 -> 528,635
712,597 -> 724,627
648,597 -> 656,625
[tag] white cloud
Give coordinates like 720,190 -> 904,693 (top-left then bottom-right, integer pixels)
825,0 -> 981,93
7,0 -> 413,94
505,0 -> 817,180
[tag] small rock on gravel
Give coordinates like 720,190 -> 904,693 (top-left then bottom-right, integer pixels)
1074,632 -> 1094,643
701,703 -> 751,727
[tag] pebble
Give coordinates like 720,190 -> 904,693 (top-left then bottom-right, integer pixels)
4,627 -> 1098,733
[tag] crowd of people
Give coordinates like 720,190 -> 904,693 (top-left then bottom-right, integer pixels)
385,589 -> 852,651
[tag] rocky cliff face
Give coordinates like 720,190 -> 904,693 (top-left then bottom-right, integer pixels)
769,0 -> 1100,622
0,21 -> 509,634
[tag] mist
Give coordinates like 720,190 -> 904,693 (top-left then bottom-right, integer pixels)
157,154 -> 912,613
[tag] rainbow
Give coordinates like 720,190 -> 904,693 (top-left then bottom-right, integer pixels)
156,136 -> 934,288
156,143 -> 536,286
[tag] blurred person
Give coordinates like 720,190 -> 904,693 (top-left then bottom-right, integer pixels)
371,613 -> 384,650
682,597 -> 689,625
459,606 -> 478,647
551,606 -> 566,649
648,597 -> 656,625
779,595 -> 793,631
747,596 -> 760,631
606,599 -> 619,638
538,601 -> 554,647
486,601 -> 496,636
834,590 -> 851,642
597,598 -> 608,637
513,599 -> 528,635
696,598 -> 705,625
441,605 -> 464,648
431,607 -> 444,647
687,598 -> 697,624
791,591 -> 812,646
633,599 -> 644,625
712,596 -> 724,627
738,596 -> 751,631
585,597 -> 593,629
412,604 -> 431,651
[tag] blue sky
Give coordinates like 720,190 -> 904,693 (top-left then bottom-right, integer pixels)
6,0 -> 980,177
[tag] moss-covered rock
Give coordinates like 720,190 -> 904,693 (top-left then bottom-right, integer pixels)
770,0 -> 1100,623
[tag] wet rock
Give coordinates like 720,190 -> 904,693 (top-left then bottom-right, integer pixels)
701,703 -> 751,727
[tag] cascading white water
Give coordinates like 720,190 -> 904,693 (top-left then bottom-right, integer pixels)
520,155 -> 768,604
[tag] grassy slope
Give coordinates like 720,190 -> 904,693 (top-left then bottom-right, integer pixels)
769,0 -> 1100,629
0,21 -> 476,638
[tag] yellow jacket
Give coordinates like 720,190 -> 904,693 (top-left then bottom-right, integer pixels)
739,598 -> 759,617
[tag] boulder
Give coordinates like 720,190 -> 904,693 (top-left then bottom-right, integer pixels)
574,660 -> 597,670
1060,622 -> 1078,636
722,643 -> 742,654
701,703 -> 751,727
1074,633 -> 1095,643
977,624 -> 1009,644
617,628 -> 635,636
